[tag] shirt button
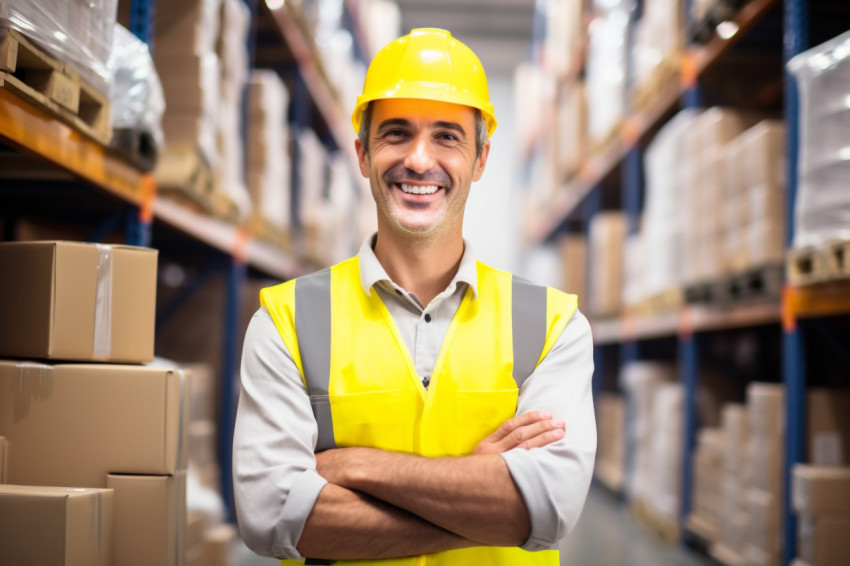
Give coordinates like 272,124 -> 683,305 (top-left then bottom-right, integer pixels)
424,313 -> 432,323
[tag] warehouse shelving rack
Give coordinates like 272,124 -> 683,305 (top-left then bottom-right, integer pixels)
0,0 -> 370,523
524,0 -> 850,564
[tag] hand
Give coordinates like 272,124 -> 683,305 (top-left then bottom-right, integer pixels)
316,447 -> 353,486
472,411 -> 565,455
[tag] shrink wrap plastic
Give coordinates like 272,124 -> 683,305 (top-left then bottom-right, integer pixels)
0,0 -> 117,97
108,24 -> 165,149
586,5 -> 631,145
788,30 -> 850,249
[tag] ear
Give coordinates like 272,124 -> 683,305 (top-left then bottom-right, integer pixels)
355,138 -> 369,178
471,140 -> 490,182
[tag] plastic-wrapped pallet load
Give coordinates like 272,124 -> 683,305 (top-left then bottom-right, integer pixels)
585,0 -> 633,147
543,0 -> 585,79
787,30 -> 850,250
0,0 -> 117,98
792,465 -> 850,566
247,70 -> 292,235
631,0 -> 683,100
648,383 -> 684,525
619,362 -> 677,505
588,211 -> 628,318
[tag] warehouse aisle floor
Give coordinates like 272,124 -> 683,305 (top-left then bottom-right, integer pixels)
234,481 -> 716,566
559,483 -> 715,565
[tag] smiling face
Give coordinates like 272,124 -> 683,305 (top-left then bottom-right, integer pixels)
356,98 -> 490,241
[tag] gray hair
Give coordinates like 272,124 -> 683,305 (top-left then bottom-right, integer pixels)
358,102 -> 489,158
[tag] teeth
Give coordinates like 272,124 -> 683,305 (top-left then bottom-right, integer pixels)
400,183 -> 439,195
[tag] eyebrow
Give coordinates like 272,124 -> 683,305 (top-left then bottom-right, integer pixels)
376,118 -> 468,140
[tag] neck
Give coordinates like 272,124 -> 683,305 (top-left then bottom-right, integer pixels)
373,228 -> 464,307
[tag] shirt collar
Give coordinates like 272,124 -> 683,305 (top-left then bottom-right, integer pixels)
357,233 -> 479,300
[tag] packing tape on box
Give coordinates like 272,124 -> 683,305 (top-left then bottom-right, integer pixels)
14,362 -> 54,417
93,244 -> 114,358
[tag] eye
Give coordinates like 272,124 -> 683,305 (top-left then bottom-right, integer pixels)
383,128 -> 408,140
438,132 -> 458,141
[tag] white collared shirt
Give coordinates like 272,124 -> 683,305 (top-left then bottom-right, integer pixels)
233,235 -> 597,560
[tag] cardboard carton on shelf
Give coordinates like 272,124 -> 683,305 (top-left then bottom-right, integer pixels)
0,241 -> 157,363
742,120 -> 785,190
153,0 -> 222,57
798,513 -> 850,566
749,435 -> 784,496
792,465 -> 850,516
108,470 -> 187,566
807,389 -> 850,466
0,485 -> 113,566
0,361 -> 189,488
747,488 -> 782,557
747,383 -> 785,438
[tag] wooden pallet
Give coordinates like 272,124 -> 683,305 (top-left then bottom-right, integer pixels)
788,240 -> 850,286
156,146 -> 239,223
109,128 -> 158,173
0,28 -> 111,145
725,263 -> 784,303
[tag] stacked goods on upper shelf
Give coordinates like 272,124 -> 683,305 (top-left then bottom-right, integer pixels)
297,130 -> 359,266
631,0 -> 683,107
588,212 -> 627,319
542,0 -> 586,80
246,70 -> 292,241
585,0 -> 633,148
558,234 -> 588,313
0,0 -> 117,98
687,427 -> 724,541
554,81 -> 588,182
0,0 -> 116,143
154,0 -> 251,221
722,121 -> 786,275
0,241 -> 194,566
790,389 -> 850,566
348,0 -> 401,61
214,0 -> 252,218
595,393 -> 626,491
787,31 -> 850,286
619,362 -> 678,524
624,109 -> 696,313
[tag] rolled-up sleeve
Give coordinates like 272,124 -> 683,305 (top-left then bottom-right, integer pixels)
233,307 -> 326,560
501,309 -> 596,551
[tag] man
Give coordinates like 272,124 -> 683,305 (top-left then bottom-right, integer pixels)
234,28 -> 595,565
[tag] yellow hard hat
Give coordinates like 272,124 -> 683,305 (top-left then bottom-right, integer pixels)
352,28 -> 497,137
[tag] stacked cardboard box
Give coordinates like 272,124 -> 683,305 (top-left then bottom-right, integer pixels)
588,212 -> 628,318
246,70 -> 292,234
688,427 -> 724,541
648,384 -> 685,524
631,0 -> 683,97
683,108 -> 758,286
620,362 -> 677,504
542,0 -> 585,79
0,240 -> 197,566
743,384 -> 785,566
558,234 -> 587,313
595,393 -> 626,491
792,466 -> 850,566
213,0 -> 252,219
154,0 -> 222,168
723,121 -> 786,273
554,81 -> 587,181
714,404 -> 750,563
806,389 -> 850,467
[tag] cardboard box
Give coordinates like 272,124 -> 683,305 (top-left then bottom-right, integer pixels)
747,383 -> 785,438
0,361 -> 189,488
189,420 -> 217,469
792,465 -> 850,515
0,241 -> 157,363
108,470 -> 187,566
798,513 -> 850,566
0,436 -> 6,484
807,389 -> 850,466
204,523 -> 238,566
0,485 -> 112,566
723,404 -> 750,473
187,510 -> 207,549
744,544 -> 781,566
749,436 -> 784,495
748,488 -> 782,554
559,235 -> 587,312
186,544 -> 206,566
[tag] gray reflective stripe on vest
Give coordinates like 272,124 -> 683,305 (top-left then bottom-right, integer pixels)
294,268 -> 336,452
511,275 -> 548,389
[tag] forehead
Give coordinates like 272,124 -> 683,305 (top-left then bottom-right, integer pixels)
371,98 -> 476,132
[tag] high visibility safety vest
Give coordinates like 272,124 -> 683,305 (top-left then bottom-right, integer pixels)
260,256 -> 578,566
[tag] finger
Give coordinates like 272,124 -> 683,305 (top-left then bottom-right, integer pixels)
517,426 -> 564,450
493,418 -> 565,452
486,410 -> 553,442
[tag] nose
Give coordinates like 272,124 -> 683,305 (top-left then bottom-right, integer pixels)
403,134 -> 436,173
